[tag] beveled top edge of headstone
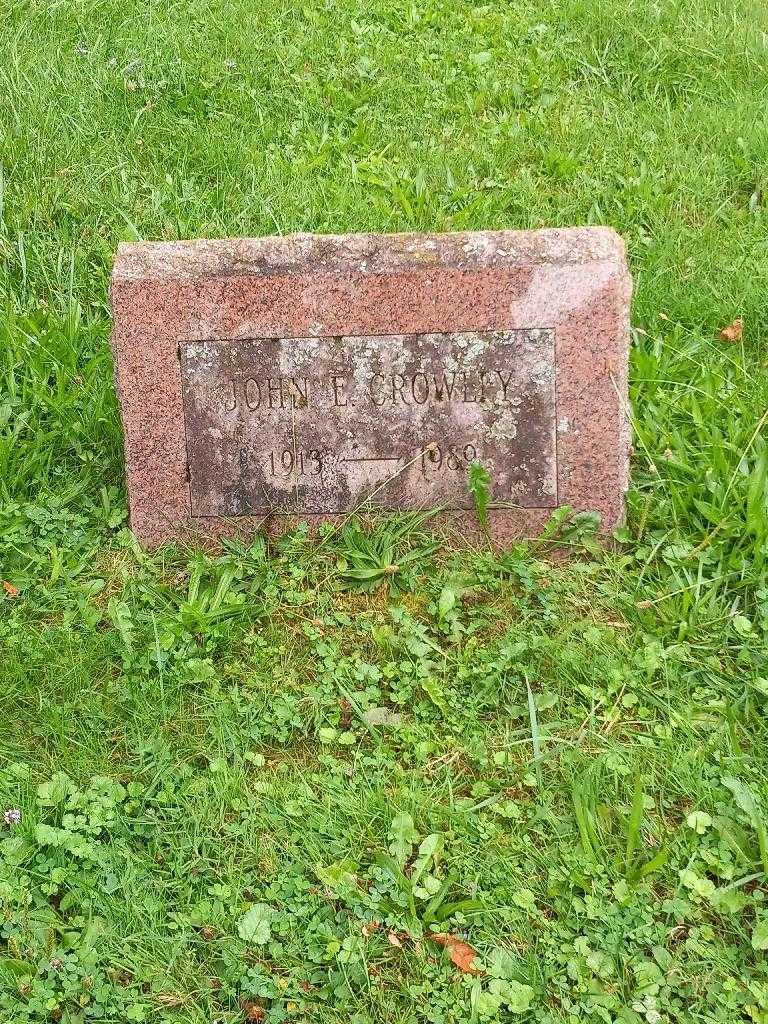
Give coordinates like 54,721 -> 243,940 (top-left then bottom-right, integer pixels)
111,227 -> 626,283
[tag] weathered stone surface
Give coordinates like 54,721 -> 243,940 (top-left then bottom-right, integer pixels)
110,228 -> 632,546
180,329 -> 557,516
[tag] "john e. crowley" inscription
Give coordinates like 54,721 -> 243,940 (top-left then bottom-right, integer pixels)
179,329 -> 557,515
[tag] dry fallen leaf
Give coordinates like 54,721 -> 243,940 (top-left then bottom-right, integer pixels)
362,920 -> 381,938
387,930 -> 403,948
430,933 -> 483,975
718,317 -> 743,343
339,697 -> 353,730
241,1001 -> 266,1022
2,581 -> 18,598
155,993 -> 188,1008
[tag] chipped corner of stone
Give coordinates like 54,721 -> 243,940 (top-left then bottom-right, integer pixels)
111,241 -> 140,280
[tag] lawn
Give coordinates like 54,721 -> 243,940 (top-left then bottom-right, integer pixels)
1,0 -> 768,1021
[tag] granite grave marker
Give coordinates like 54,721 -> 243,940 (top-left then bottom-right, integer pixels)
110,228 -> 631,546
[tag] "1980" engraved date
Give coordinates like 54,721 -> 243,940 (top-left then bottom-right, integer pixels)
420,443 -> 477,474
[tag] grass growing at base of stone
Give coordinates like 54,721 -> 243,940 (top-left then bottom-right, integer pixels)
2,527 -> 768,1023
1,0 -> 767,1021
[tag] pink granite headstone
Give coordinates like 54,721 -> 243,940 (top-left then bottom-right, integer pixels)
109,228 -> 631,547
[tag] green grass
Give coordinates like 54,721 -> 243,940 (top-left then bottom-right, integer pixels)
1,0 -> 768,1020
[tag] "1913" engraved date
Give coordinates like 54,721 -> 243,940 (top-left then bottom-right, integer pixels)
267,449 -> 324,477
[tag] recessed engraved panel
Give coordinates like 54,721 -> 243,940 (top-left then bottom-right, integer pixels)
179,329 -> 557,515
